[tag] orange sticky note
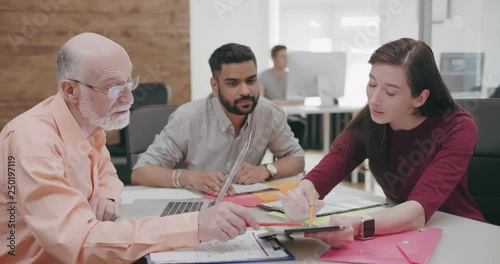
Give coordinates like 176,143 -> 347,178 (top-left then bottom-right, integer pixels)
252,180 -> 300,203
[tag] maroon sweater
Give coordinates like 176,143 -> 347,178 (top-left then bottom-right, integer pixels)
304,109 -> 485,223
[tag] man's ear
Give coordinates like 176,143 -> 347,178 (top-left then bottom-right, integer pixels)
210,77 -> 218,96
60,80 -> 79,104
412,89 -> 430,108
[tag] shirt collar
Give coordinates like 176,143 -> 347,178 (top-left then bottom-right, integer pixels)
51,92 -> 106,155
210,94 -> 252,134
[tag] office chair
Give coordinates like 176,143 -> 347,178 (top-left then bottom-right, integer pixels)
130,83 -> 171,111
125,105 -> 179,171
456,99 -> 500,225
107,83 -> 170,157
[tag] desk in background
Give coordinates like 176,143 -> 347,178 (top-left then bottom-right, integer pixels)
121,179 -> 500,264
281,105 -> 360,153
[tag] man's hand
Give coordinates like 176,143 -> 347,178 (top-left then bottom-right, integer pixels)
90,197 -> 120,221
186,170 -> 234,196
233,162 -> 268,184
198,202 -> 259,242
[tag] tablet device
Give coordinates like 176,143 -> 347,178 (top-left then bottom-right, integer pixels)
258,224 -> 349,240
284,224 -> 350,236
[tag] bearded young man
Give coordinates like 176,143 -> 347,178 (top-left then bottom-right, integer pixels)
132,43 -> 304,195
0,34 -> 260,263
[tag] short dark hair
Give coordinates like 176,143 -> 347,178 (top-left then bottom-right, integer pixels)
271,45 -> 287,58
208,43 -> 257,77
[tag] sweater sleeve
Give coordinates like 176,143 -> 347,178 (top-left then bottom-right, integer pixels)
304,130 -> 366,198
407,114 -> 478,222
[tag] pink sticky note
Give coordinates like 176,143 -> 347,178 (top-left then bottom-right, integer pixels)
202,194 -> 263,207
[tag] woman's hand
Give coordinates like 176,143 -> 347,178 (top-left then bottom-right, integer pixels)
277,180 -> 325,221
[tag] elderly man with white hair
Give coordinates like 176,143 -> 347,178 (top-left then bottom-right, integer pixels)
0,32 -> 258,264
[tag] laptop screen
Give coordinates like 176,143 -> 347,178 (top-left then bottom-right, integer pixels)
215,132 -> 253,204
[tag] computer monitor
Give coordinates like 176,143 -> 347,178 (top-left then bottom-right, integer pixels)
440,52 -> 485,98
286,51 -> 347,105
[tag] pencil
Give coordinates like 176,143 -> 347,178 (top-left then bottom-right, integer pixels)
246,222 -> 303,227
309,189 -> 316,227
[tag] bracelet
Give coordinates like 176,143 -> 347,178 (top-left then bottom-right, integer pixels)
171,170 -> 179,188
175,169 -> 185,188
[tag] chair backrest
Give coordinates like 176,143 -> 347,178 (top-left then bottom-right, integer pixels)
456,99 -> 500,225
124,105 -> 179,170
131,83 -> 171,111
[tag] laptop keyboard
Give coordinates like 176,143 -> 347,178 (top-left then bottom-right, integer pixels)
161,201 -> 204,216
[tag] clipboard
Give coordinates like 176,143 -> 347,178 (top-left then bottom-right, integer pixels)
148,231 -> 294,263
319,227 -> 443,264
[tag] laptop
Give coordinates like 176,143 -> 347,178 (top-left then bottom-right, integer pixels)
120,132 -> 252,220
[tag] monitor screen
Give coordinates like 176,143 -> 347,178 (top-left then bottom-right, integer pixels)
286,51 -> 347,104
440,52 -> 484,98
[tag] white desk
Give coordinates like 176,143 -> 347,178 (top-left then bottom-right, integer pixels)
121,182 -> 500,264
281,104 -> 360,153
253,185 -> 500,264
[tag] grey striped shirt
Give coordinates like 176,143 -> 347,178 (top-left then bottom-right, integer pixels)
133,94 -> 304,175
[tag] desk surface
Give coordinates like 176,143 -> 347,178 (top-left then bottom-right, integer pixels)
121,182 -> 500,264
281,104 -> 361,115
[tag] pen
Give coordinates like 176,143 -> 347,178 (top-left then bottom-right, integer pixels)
309,189 -> 316,227
246,222 -> 303,227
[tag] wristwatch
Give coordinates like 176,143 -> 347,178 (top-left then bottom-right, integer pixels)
264,163 -> 278,181
357,215 -> 375,240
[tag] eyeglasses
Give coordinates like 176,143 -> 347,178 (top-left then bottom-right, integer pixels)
69,76 -> 140,100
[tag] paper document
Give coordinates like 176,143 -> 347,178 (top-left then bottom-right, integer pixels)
149,231 -> 294,263
266,205 -> 387,226
259,192 -> 387,216
232,183 -> 279,194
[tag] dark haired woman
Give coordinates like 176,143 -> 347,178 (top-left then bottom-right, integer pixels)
279,38 -> 486,248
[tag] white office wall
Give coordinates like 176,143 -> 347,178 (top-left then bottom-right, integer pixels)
280,0 -> 382,52
190,0 -> 499,100
279,0 -> 383,106
190,0 -> 272,100
378,0 -> 419,43
431,0 -> 500,93
480,0 -> 500,89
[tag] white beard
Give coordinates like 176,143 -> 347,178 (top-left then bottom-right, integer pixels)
78,90 -> 131,131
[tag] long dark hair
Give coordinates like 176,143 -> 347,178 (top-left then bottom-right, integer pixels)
335,38 -> 458,182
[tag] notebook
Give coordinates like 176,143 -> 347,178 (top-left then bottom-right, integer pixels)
121,132 -> 252,219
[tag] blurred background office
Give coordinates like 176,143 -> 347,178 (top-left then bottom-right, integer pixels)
1,0 -> 499,188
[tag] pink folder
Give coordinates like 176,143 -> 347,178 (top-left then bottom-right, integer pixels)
319,228 -> 443,264
202,194 -> 263,207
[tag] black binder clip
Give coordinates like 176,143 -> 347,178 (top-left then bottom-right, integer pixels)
257,232 -> 283,251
